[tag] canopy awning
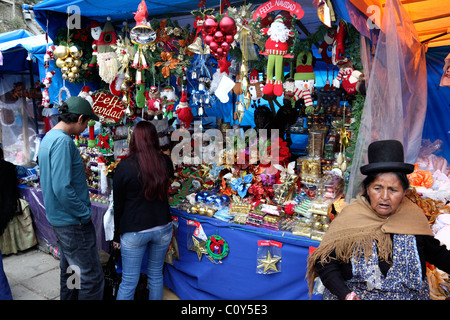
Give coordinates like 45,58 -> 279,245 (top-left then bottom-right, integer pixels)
349,0 -> 450,47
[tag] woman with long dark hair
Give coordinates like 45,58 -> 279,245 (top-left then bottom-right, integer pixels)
113,121 -> 174,300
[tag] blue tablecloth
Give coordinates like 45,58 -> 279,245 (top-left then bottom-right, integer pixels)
164,208 -> 322,300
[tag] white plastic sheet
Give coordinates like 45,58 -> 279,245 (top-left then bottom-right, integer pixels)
346,0 -> 428,201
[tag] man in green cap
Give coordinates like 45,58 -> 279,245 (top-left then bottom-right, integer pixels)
38,96 -> 104,300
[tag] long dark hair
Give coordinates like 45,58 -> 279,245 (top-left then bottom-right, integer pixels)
128,121 -> 169,201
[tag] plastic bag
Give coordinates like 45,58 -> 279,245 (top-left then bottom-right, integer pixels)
256,240 -> 282,274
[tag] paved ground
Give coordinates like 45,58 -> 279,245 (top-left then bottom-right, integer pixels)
2,246 -> 179,300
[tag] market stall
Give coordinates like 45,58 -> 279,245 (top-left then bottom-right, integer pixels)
0,30 -> 50,165
15,0 -> 450,300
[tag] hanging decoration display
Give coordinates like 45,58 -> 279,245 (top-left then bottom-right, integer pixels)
91,91 -> 125,123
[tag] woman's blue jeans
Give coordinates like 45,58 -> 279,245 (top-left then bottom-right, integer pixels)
117,222 -> 172,300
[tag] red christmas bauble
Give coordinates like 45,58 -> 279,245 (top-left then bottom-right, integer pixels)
219,16 -> 236,35
225,34 -> 234,44
204,18 -> 218,35
213,30 -> 224,44
216,47 -> 223,56
209,41 -> 219,52
204,34 -> 213,45
221,42 -> 230,52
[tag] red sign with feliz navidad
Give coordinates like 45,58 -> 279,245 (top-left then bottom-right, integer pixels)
91,91 -> 125,123
252,0 -> 305,20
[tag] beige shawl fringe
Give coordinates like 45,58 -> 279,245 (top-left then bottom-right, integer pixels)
306,194 -> 433,296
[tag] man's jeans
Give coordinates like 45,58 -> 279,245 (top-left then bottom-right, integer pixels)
117,222 -> 172,300
53,221 -> 104,300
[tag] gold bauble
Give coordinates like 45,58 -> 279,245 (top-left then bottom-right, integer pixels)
61,66 -> 69,74
55,58 -> 66,68
62,73 -> 68,80
67,72 -> 75,79
74,59 -> 82,67
71,66 -> 79,74
65,57 -> 74,68
54,45 -> 69,59
69,46 -> 82,59
120,82 -> 130,92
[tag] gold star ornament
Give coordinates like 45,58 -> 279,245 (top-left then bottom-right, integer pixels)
189,236 -> 207,261
257,250 -> 281,273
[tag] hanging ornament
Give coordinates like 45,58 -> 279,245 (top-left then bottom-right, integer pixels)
206,235 -> 229,260
189,236 -> 207,261
53,44 -> 83,83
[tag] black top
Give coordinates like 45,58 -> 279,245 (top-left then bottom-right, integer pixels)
113,153 -> 174,242
315,234 -> 450,299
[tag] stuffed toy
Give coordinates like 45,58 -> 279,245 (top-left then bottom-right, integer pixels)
160,86 -> 177,119
175,90 -> 193,130
317,29 -> 335,66
41,71 -> 55,108
43,45 -> 55,69
260,14 -> 294,97
146,86 -> 163,119
78,86 -> 94,106
293,52 -> 315,112
332,56 -> 365,95
248,69 -> 263,101
88,20 -> 102,71
97,18 -> 120,84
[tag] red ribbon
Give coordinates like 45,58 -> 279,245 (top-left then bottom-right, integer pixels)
96,134 -> 111,151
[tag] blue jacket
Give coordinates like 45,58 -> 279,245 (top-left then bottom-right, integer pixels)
38,129 -> 91,226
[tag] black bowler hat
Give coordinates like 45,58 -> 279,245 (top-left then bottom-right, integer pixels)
360,140 -> 415,175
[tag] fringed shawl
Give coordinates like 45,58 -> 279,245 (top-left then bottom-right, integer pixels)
306,194 -> 433,295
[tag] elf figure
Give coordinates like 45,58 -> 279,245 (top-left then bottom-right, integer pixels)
260,15 -> 294,97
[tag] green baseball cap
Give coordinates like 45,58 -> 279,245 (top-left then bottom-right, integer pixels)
65,96 -> 99,121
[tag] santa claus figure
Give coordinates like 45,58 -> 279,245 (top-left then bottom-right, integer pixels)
160,86 -> 177,119
146,86 -> 163,120
261,15 -> 294,97
78,85 -> 94,106
332,57 -> 365,95
88,20 -> 102,71
175,90 -> 193,130
97,18 -> 120,84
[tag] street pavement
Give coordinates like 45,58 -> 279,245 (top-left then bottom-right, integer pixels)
2,246 -> 179,300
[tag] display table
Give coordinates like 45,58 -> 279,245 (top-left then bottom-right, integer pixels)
19,187 -> 110,253
164,208 -> 322,300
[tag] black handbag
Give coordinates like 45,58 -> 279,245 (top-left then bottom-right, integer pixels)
102,248 -> 121,300
102,247 -> 149,300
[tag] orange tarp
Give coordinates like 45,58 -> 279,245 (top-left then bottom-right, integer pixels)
350,0 -> 450,47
